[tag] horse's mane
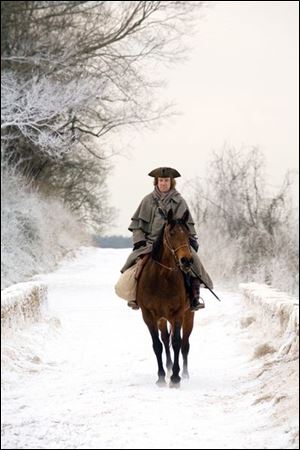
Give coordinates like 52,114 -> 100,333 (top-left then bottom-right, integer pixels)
151,219 -> 189,262
151,224 -> 166,261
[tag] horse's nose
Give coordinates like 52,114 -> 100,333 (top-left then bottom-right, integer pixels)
180,257 -> 192,268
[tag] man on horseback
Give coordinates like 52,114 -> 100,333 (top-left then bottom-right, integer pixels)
121,166 -> 213,311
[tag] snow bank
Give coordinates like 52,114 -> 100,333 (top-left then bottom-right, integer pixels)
239,282 -> 299,358
1,281 -> 47,335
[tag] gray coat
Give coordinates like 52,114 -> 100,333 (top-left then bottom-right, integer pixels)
121,190 -> 213,289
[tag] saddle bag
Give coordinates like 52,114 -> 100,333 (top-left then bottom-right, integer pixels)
114,263 -> 138,301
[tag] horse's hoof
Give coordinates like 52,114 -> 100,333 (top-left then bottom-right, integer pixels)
170,375 -> 181,384
169,381 -> 181,389
182,371 -> 190,380
156,378 -> 167,387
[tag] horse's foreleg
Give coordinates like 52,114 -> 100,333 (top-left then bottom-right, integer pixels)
181,311 -> 195,379
142,312 -> 166,385
170,320 -> 182,385
158,319 -> 172,371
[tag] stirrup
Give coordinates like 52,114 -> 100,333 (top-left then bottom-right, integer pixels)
190,296 -> 205,312
127,300 -> 139,310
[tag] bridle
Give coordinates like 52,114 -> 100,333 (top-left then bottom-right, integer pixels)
153,224 -> 190,271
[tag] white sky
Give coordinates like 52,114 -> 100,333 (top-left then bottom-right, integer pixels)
108,1 -> 299,236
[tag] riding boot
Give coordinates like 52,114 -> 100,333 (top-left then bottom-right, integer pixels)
189,277 -> 205,311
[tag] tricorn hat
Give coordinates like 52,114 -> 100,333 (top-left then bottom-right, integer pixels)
148,167 -> 181,178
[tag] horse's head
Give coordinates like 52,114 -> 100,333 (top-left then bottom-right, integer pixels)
165,209 -> 193,273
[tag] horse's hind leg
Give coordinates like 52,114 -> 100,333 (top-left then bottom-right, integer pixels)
181,311 -> 194,379
158,319 -> 172,371
142,312 -> 166,386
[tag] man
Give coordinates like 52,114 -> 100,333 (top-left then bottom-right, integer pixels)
121,166 -> 213,311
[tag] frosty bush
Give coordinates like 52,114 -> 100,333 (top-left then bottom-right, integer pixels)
1,164 -> 89,289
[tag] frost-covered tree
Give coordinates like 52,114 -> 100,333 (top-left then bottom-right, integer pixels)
1,71 -> 93,158
1,0 -> 205,228
1,1 -> 205,156
38,149 -> 115,231
185,146 -> 299,294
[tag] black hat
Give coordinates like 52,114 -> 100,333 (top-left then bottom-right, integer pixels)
148,167 -> 181,178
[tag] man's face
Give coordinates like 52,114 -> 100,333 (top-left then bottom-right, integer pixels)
157,177 -> 171,193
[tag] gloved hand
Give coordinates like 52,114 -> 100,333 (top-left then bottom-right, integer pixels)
133,240 -> 147,250
189,237 -> 199,252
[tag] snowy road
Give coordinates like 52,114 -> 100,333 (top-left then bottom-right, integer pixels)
1,247 -> 298,449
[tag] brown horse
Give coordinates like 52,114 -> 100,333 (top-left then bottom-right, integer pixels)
136,209 -> 195,386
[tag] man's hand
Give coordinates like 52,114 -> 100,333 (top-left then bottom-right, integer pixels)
133,240 -> 147,250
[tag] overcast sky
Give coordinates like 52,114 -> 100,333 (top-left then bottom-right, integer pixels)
107,1 -> 299,237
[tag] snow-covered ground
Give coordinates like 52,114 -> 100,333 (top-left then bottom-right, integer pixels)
1,247 -> 299,449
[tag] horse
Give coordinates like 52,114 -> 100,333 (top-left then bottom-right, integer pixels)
136,208 -> 195,386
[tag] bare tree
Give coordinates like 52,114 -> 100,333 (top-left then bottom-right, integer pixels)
207,146 -> 265,237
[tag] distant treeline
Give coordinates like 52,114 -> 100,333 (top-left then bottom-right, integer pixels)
93,235 -> 132,248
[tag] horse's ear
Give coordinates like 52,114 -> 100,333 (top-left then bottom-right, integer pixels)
182,209 -> 189,223
167,209 -> 173,224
